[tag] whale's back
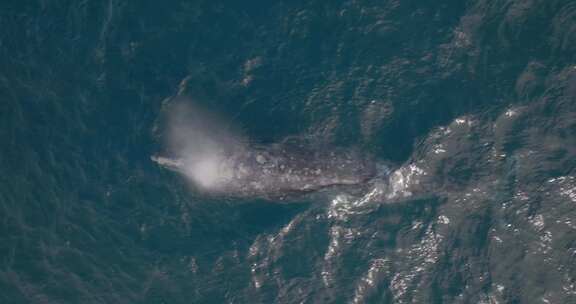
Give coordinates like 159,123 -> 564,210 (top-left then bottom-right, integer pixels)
207,141 -> 378,198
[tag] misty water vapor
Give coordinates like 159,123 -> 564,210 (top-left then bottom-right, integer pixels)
153,101 -> 248,190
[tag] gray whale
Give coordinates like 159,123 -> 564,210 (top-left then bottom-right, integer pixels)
153,100 -> 386,199
153,139 -> 381,199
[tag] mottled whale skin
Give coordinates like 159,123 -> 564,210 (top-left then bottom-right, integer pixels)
153,140 -> 381,199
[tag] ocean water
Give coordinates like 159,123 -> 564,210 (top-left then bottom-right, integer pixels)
1,1 -> 576,303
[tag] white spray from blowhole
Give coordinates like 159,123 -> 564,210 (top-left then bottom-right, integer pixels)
153,99 -> 248,191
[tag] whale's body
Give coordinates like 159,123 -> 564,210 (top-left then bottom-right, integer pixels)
153,101 -> 386,199
153,140 -> 381,199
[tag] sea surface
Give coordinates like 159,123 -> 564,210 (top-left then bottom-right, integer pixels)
1,1 -> 576,303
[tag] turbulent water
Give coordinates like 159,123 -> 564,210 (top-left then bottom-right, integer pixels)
2,1 -> 576,303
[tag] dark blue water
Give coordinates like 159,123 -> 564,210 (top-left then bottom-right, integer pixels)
1,1 -> 576,303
